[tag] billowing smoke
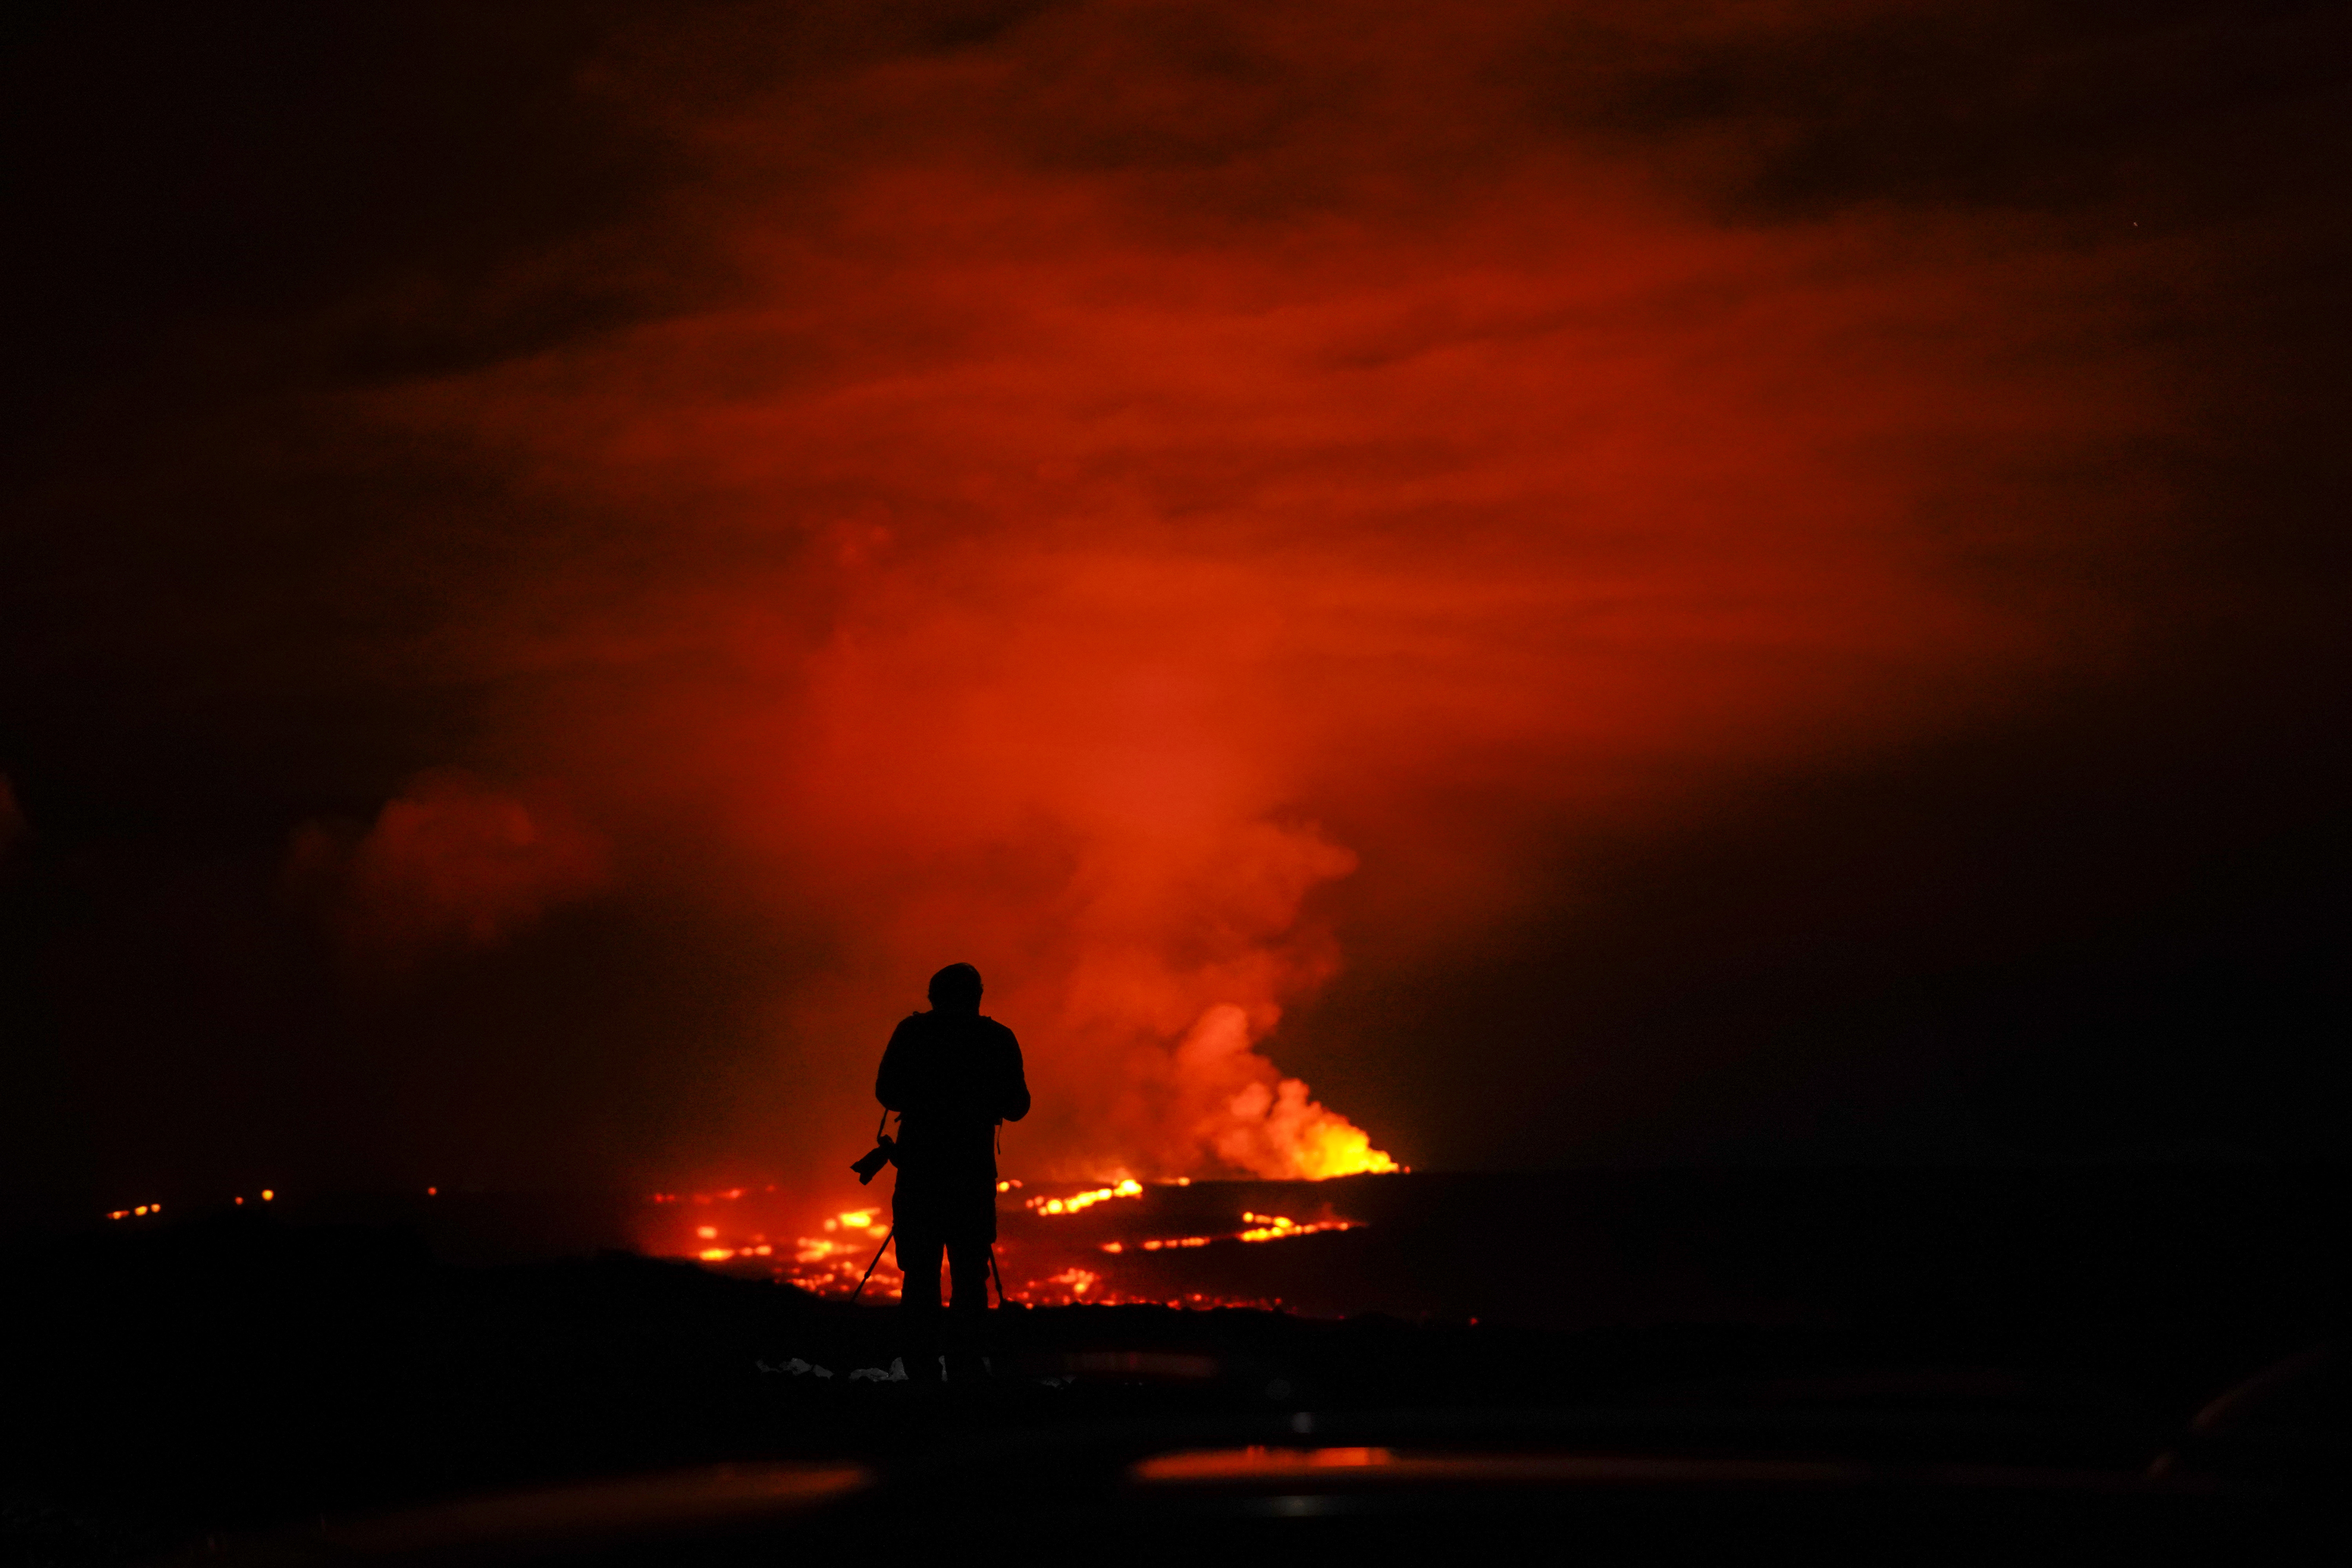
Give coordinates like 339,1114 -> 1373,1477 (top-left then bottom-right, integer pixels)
1170,1005 -> 1398,1180
287,0 -> 2176,1188
0,0 -> 2243,1201
289,771 -> 610,969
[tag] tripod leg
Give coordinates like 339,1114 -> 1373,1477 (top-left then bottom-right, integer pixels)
849,1225 -> 895,1303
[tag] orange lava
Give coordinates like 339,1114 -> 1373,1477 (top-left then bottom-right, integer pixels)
1026,1179 -> 1143,1215
643,1179 -> 1372,1309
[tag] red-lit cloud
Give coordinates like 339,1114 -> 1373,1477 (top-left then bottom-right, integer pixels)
309,3 -> 2180,1182
290,770 -> 609,968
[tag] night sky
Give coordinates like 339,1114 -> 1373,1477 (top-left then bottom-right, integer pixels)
3,0 -> 2345,1213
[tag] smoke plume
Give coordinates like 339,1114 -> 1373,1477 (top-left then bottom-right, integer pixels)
21,0 -> 2316,1201
328,0 -> 2167,1184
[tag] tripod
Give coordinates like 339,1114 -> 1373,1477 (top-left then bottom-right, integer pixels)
849,1225 -> 895,1303
849,1227 -> 1009,1307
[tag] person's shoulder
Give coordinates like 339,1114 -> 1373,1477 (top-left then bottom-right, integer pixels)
977,1015 -> 1019,1045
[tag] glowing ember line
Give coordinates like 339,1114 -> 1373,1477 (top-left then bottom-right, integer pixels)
1026,1179 -> 1143,1215
1037,1267 -> 1099,1299
1236,1211 -> 1360,1243
1100,1214 -> 1361,1252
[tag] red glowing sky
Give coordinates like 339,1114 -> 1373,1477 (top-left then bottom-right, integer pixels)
2,1 -> 2346,1204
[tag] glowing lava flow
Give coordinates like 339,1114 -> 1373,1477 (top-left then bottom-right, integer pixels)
1237,1211 -> 1359,1242
646,1177 -> 1381,1309
1095,1210 -> 1359,1252
772,1206 -> 898,1297
1039,1267 -> 1100,1301
1026,1179 -> 1143,1215
1099,1236 -> 1211,1254
650,1194 -> 913,1299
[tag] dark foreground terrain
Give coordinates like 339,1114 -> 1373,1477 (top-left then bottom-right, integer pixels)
2,1168 -> 2343,1565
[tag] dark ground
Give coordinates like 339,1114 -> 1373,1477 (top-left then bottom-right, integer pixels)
0,1169 -> 2342,1565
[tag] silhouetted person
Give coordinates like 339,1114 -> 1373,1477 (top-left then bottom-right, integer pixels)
877,962 -> 1029,1380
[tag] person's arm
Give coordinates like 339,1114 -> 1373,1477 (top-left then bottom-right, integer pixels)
995,1026 -> 1031,1123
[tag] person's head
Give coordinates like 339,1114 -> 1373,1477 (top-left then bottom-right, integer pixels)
927,962 -> 983,1014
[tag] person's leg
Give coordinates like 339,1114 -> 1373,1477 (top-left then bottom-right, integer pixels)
946,1239 -> 992,1311
895,1229 -> 945,1379
944,1238 -> 993,1378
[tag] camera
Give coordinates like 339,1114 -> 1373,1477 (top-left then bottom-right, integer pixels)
850,1135 -> 897,1185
